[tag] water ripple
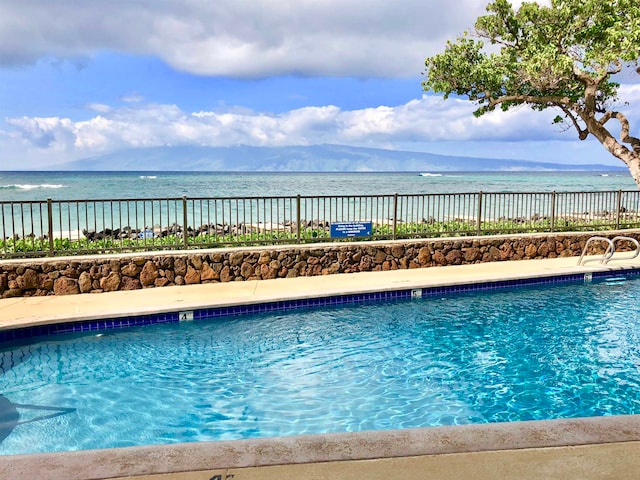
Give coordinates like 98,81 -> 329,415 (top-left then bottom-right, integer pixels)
3,280 -> 640,454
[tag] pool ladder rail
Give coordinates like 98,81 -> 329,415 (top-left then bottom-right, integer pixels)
577,236 -> 640,266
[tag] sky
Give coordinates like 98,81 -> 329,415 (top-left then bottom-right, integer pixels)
0,0 -> 638,170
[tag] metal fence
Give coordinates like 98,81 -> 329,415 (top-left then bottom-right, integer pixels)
2,190 -> 640,258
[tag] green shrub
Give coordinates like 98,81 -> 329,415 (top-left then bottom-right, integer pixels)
1,217 -> 639,258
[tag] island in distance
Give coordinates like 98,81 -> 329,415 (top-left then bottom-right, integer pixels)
54,144 -> 625,172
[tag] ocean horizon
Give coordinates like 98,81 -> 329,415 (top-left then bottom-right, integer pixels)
0,170 -> 637,203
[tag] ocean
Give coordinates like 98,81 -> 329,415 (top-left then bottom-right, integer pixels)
0,170 -> 637,202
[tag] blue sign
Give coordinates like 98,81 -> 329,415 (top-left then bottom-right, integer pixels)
330,221 -> 373,238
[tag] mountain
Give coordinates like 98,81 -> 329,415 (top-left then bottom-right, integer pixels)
55,144 -> 625,172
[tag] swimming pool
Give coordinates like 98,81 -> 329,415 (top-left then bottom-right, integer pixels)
1,275 -> 640,455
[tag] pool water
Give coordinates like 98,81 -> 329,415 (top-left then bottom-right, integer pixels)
1,278 -> 640,455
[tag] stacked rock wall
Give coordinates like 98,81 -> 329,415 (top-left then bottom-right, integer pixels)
2,231 -> 639,298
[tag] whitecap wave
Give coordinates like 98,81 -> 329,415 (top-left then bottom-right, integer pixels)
0,184 -> 66,190
419,173 -> 443,177
139,176 -> 157,179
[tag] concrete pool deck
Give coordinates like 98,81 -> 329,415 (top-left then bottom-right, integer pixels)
1,254 -> 637,330
3,254 -> 640,479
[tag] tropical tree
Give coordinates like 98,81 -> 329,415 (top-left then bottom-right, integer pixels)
423,0 -> 640,186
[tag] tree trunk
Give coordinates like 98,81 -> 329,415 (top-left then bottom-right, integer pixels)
599,136 -> 640,188
583,116 -> 640,189
620,151 -> 640,188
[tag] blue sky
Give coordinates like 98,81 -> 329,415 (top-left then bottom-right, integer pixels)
0,0 -> 637,170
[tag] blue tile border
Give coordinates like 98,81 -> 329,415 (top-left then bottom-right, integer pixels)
0,311 -> 181,344
2,268 -> 640,345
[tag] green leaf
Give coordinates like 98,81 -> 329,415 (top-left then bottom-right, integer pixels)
422,0 -> 640,186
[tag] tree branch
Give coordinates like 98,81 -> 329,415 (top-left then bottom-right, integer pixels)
607,60 -> 623,75
487,94 -> 571,108
600,111 -> 640,153
474,29 -> 515,48
560,106 -> 589,140
572,65 -> 609,86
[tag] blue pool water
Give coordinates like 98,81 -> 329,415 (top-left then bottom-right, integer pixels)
1,278 -> 640,455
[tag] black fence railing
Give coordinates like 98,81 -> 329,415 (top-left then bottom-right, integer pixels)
2,190 -> 640,258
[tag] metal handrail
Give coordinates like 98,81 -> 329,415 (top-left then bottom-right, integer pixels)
577,236 -> 615,266
602,236 -> 640,264
578,235 -> 640,266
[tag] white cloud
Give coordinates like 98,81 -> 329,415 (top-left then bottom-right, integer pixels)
6,116 -> 77,150
120,93 -> 144,104
0,0 -> 489,78
619,84 -> 640,104
3,74 -> 638,168
86,103 -> 112,114
2,94 -> 612,165
0,0 -> 635,170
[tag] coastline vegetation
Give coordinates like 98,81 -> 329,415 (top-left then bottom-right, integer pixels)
3,216 -> 639,258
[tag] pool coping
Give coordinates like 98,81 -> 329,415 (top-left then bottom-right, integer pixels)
2,261 -> 639,344
3,415 -> 640,479
2,254 -> 640,336
3,255 -> 640,478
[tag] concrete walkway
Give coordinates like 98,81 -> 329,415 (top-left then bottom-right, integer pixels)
2,254 -> 639,331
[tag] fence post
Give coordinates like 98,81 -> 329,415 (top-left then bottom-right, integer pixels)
296,195 -> 301,244
47,198 -> 54,256
182,196 -> 188,249
392,193 -> 398,240
550,191 -> 556,232
476,191 -> 483,236
616,189 -> 622,230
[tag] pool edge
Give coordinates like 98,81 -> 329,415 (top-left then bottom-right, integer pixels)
2,257 -> 640,342
3,415 -> 640,479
